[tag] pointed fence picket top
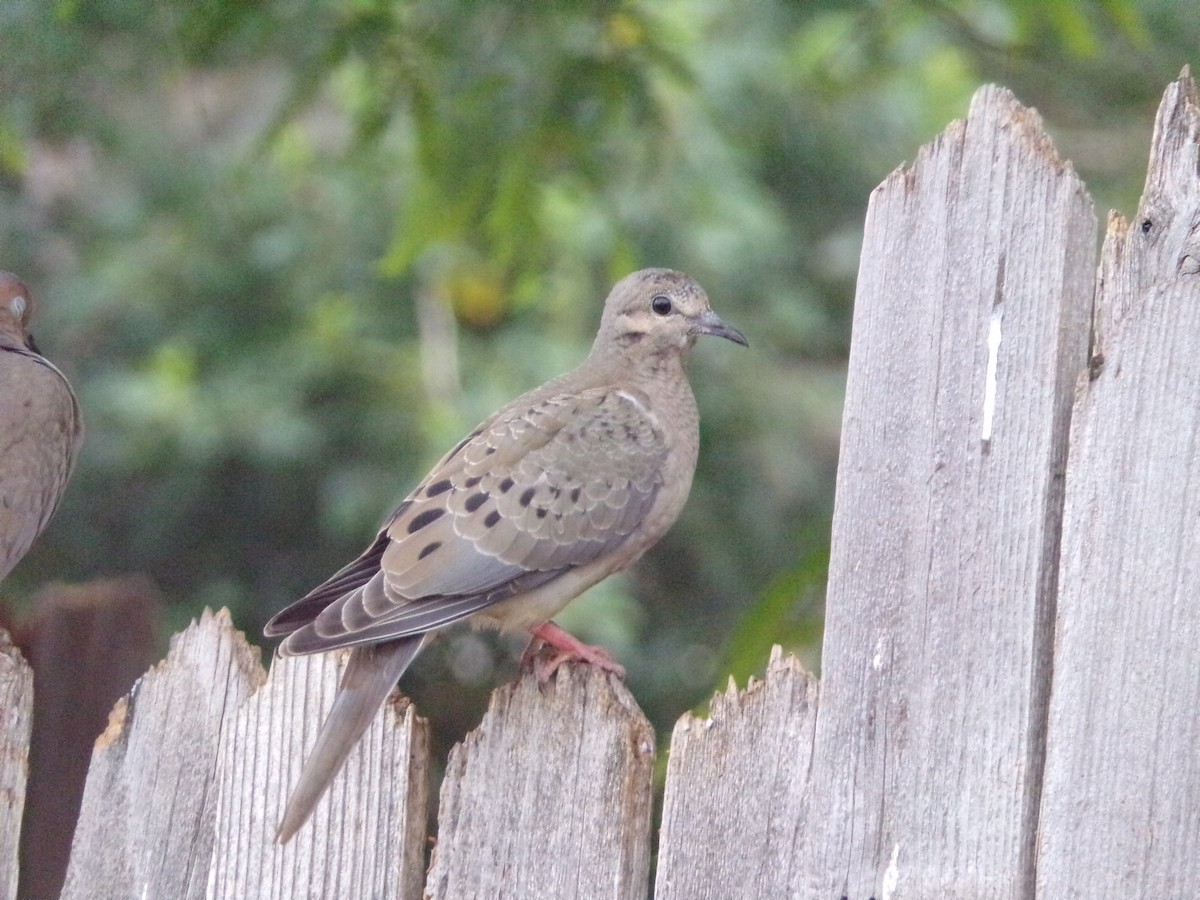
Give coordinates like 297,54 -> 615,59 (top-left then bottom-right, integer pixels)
1091,68 -> 1200,357
0,629 -> 32,900
9,74 -> 1200,899
1035,70 -> 1200,897
426,663 -> 655,900
655,646 -> 818,899
58,609 -> 264,900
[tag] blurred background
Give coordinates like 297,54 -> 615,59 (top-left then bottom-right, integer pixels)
0,0 -> 1194,890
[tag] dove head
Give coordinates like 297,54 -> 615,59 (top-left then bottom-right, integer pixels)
592,268 -> 747,370
0,272 -> 36,352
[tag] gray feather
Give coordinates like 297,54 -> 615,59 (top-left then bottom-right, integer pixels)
275,636 -> 425,843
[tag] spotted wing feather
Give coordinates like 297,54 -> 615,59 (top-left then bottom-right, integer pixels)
273,385 -> 666,655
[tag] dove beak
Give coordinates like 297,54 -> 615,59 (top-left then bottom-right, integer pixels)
692,310 -> 748,347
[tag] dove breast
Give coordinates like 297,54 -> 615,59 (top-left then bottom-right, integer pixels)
0,350 -> 82,581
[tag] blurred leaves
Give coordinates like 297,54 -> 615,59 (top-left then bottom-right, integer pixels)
717,523 -> 830,695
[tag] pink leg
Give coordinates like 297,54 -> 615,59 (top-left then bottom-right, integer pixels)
521,621 -> 626,682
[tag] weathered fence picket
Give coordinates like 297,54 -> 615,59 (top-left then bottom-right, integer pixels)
0,631 -> 32,900
427,665 -> 654,899
1036,76 -> 1200,896
207,629 -> 429,900
655,647 -> 818,899
798,84 -> 1096,898
4,71 -> 1199,900
58,609 -> 262,900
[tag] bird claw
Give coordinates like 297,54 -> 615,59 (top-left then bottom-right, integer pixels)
520,621 -> 626,682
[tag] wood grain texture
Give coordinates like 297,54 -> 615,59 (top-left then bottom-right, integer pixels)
1093,69 -> 1200,359
59,608 -> 263,900
426,662 -> 654,900
800,85 -> 1096,898
654,646 -> 818,900
206,647 -> 429,900
0,628 -> 31,900
1036,70 -> 1200,899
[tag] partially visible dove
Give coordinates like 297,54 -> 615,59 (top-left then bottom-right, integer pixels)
0,273 -> 83,584
266,268 -> 746,842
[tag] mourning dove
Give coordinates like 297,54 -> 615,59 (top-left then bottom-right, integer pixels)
265,268 -> 746,842
0,273 -> 83,584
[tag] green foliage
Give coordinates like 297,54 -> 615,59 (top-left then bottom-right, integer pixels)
717,523 -> 830,695
0,0 -> 1191,743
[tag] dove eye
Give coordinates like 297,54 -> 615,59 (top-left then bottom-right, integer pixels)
650,294 -> 672,316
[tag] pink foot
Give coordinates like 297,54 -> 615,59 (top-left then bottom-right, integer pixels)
521,621 -> 626,682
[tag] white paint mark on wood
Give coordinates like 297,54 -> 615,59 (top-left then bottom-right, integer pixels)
881,842 -> 901,900
982,307 -> 1003,441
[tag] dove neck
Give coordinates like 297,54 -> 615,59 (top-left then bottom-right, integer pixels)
585,335 -> 693,392
0,318 -> 28,352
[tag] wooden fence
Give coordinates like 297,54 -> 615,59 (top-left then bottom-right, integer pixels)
3,71 -> 1200,899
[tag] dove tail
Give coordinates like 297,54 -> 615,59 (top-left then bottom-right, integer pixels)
276,635 -> 426,843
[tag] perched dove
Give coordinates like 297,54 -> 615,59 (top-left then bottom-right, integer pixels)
265,268 -> 746,842
0,273 -> 83,584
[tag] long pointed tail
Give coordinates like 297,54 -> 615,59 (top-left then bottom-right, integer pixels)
276,635 -> 426,843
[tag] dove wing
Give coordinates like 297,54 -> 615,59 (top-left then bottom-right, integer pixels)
272,384 -> 666,654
